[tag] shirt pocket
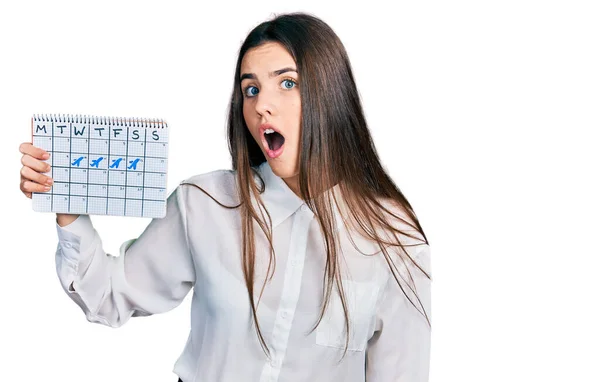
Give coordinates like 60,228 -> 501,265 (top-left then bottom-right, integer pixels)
316,280 -> 380,352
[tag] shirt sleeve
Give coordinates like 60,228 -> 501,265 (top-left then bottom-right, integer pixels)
54,184 -> 195,328
366,244 -> 432,382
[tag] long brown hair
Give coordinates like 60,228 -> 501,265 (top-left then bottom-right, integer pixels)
184,12 -> 430,358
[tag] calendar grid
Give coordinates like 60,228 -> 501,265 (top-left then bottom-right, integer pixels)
31,114 -> 169,218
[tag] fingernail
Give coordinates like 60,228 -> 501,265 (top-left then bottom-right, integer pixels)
42,153 -> 50,159
44,186 -> 51,191
46,178 -> 53,185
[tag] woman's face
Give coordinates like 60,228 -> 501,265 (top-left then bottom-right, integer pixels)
241,42 -> 302,189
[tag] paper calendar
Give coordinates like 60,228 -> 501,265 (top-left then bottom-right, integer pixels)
31,114 -> 169,218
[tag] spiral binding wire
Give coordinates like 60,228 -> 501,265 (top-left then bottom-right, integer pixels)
32,114 -> 168,128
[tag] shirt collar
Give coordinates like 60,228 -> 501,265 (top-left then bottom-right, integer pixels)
255,161 -> 345,230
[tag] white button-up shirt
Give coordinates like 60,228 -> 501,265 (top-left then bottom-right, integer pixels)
55,161 -> 432,382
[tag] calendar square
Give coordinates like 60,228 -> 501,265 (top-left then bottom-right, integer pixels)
53,168 -> 70,183
126,186 -> 144,200
88,184 -> 108,197
88,197 -> 107,215
144,172 -> 166,187
33,136 -> 53,152
127,141 -> 145,157
53,195 -> 69,210
70,196 -> 88,214
143,187 -> 166,201
32,193 -> 52,212
108,185 -> 126,198
107,198 -> 125,215
127,171 -> 145,187
108,170 -> 127,185
70,183 -> 87,197
146,142 -> 168,158
71,168 -> 88,184
110,140 -> 128,156
89,139 -> 109,155
71,138 -> 89,153
54,137 -> 70,152
53,152 -> 72,167
125,199 -> 143,217
143,200 -> 166,218
89,169 -> 108,184
145,157 -> 168,173
53,182 -> 70,195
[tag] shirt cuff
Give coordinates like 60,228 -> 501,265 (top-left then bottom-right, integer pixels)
56,215 -> 97,259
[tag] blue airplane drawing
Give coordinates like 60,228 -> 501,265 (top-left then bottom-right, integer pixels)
90,157 -> 104,168
71,156 -> 84,167
109,158 -> 123,169
128,158 -> 140,170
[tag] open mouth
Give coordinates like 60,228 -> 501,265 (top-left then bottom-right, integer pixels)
264,129 -> 285,151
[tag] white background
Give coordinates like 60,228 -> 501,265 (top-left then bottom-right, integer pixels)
1,0 -> 598,381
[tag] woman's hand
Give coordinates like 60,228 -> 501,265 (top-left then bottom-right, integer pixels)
19,142 -> 52,199
19,142 -> 79,226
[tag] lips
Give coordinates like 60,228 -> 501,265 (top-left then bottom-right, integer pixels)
260,124 -> 286,158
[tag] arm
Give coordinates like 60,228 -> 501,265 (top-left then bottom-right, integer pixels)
55,185 -> 195,327
366,244 -> 432,381
57,213 -> 79,227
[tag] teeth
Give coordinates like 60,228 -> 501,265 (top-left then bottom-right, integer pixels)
264,128 -> 275,134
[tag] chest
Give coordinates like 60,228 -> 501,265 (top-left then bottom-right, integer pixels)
188,208 -> 388,323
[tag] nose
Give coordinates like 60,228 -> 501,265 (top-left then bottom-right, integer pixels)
254,87 -> 277,117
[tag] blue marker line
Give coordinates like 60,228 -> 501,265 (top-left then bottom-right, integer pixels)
109,158 -> 123,169
90,157 -> 104,168
128,158 -> 140,170
71,156 -> 84,167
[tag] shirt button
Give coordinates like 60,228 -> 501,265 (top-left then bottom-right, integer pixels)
64,242 -> 72,249
281,311 -> 288,319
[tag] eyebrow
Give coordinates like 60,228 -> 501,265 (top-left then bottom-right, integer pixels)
240,67 -> 297,81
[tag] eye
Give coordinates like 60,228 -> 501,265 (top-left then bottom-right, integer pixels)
281,79 -> 297,90
243,86 -> 259,98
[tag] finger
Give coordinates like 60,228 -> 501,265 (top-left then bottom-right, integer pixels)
21,154 -> 51,174
21,179 -> 51,194
19,142 -> 50,160
20,165 -> 53,186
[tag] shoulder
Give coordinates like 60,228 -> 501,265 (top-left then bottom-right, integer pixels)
374,197 -> 427,246
180,168 -> 237,188
176,168 -> 240,206
355,199 -> 431,297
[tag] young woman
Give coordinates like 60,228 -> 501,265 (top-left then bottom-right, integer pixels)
19,12 -> 432,382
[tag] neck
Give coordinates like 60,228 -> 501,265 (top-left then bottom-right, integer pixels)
282,174 -> 341,200
282,175 -> 301,198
